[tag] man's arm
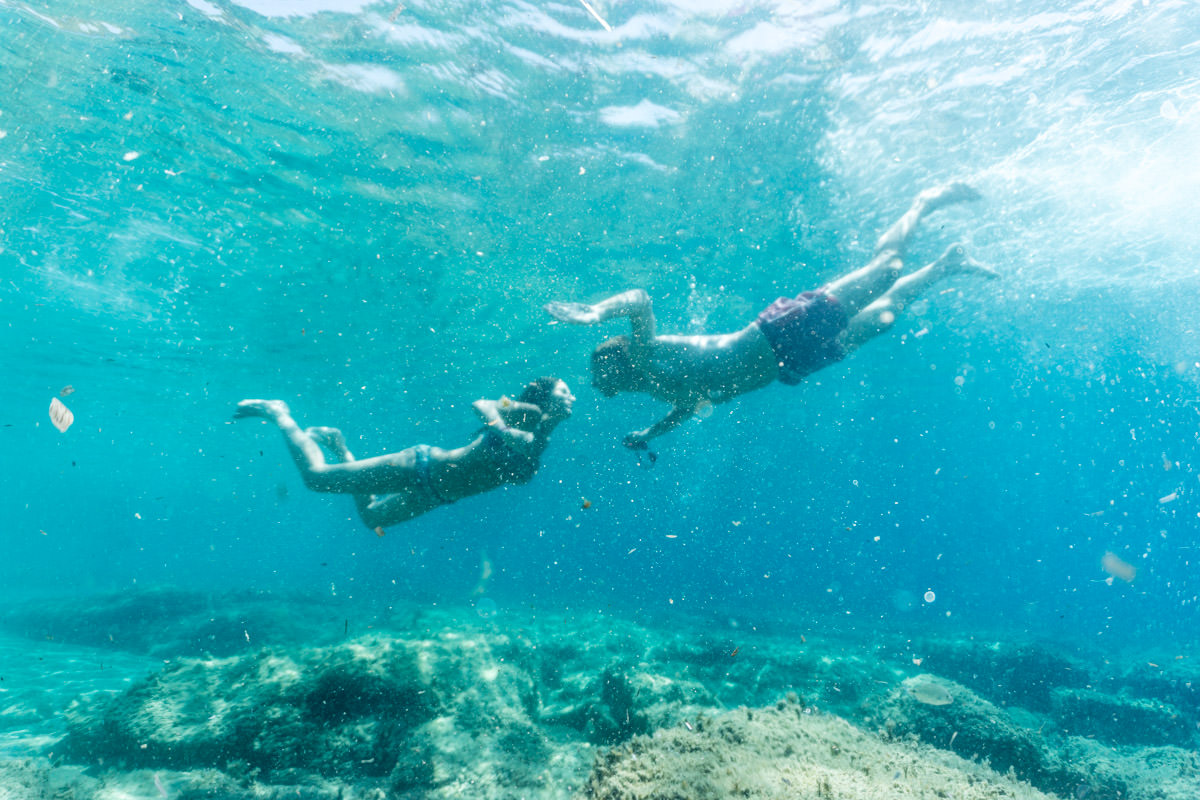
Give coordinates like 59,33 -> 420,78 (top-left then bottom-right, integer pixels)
545,289 -> 656,345
622,404 -> 694,450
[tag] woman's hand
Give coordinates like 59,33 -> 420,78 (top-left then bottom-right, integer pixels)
498,425 -> 538,456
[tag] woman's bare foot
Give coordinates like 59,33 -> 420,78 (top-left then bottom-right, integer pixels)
936,243 -> 998,279
306,426 -> 344,448
307,426 -> 354,456
234,399 -> 289,420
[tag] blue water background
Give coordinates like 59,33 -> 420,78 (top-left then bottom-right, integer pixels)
2,0 -> 1198,647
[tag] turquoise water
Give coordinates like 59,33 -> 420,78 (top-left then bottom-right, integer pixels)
3,0 -> 1199,649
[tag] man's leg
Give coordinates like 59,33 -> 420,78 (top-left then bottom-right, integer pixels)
838,243 -> 997,352
822,183 -> 981,317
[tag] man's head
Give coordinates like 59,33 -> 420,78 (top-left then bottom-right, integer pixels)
590,335 -> 638,397
519,376 -> 575,421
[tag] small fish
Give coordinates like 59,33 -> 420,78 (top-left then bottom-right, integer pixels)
60,385 -> 75,397
730,647 -> 739,658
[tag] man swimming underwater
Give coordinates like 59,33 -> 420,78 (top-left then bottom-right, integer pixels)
546,183 -> 996,449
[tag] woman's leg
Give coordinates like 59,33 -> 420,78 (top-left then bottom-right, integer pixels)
822,183 -> 981,317
236,402 -> 435,530
235,400 -> 415,495
838,243 -> 997,352
307,426 -> 403,529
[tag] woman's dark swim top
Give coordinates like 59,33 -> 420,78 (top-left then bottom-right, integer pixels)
480,426 -> 540,485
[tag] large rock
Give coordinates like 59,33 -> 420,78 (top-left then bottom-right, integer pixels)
58,629 -> 554,796
586,697 -> 1060,800
1050,686 -> 1195,747
866,675 -> 1128,800
880,637 -> 1090,711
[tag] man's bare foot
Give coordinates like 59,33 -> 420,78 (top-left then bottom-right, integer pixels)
936,243 -> 998,279
917,183 -> 982,214
234,399 -> 289,420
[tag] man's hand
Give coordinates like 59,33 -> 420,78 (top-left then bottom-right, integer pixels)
545,301 -> 600,325
622,431 -> 650,450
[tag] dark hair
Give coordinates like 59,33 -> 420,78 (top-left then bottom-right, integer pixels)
517,376 -> 562,410
590,335 -> 634,388
499,377 -> 563,484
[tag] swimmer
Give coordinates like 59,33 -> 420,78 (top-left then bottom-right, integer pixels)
546,183 -> 995,448
235,377 -> 574,530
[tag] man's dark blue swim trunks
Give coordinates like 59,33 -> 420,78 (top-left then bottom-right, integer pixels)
755,290 -> 848,385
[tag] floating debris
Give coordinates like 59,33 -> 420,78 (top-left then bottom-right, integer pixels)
60,385 -> 75,397
1101,551 -> 1137,583
49,397 -> 74,432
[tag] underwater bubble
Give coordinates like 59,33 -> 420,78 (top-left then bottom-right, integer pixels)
923,590 -> 936,603
475,597 -> 498,619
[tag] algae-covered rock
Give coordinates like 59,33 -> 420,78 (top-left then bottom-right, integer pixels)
60,637 -> 434,778
870,676 -> 1047,778
1050,686 -> 1195,747
542,662 -> 717,745
884,637 -> 1090,711
32,599 -> 1198,800
586,699 -> 1058,800
55,624 -> 572,799
1102,658 -> 1200,741
868,675 -> 1129,799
